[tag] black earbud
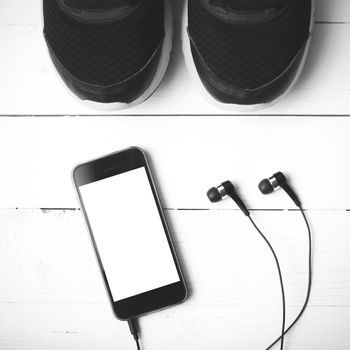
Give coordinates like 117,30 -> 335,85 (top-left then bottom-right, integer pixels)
207,181 -> 250,216
258,171 -> 301,207
207,172 -> 310,350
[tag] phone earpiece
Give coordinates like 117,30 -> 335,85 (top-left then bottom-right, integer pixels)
258,178 -> 274,195
207,186 -> 225,203
258,172 -> 286,195
207,181 -> 234,203
207,181 -> 250,216
258,171 -> 301,207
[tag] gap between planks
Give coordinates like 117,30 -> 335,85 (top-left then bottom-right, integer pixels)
0,208 -> 349,212
0,301 -> 349,308
1,114 -> 350,118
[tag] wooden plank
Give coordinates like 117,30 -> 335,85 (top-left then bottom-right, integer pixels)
316,0 -> 350,23
0,117 -> 349,209
0,21 -> 349,115
1,209 -> 349,307
0,0 -> 349,25
1,303 -> 349,350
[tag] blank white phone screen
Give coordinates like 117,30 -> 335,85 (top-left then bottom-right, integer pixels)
79,167 -> 180,302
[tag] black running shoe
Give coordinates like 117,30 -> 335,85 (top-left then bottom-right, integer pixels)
183,0 -> 314,111
43,0 -> 172,110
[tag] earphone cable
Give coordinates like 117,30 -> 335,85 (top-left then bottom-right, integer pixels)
129,208 -> 311,350
248,216 -> 286,350
135,338 -> 141,350
128,319 -> 141,350
265,207 -> 312,350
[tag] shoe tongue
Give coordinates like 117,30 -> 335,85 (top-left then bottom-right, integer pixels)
209,0 -> 284,11
63,0 -> 139,10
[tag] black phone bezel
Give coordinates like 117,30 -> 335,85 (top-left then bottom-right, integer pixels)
73,147 -> 187,320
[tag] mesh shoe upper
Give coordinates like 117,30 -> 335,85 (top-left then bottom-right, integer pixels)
207,0 -> 285,11
43,0 -> 164,87
188,0 -> 312,92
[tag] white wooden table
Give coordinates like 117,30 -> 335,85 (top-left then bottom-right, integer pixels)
1,0 -> 350,349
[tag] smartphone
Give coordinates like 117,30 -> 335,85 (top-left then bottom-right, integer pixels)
72,147 -> 187,320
